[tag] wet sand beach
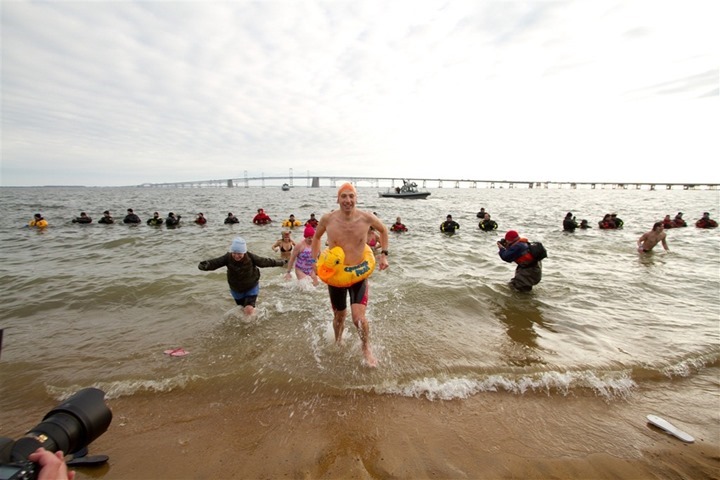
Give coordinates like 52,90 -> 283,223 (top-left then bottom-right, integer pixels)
73,369 -> 718,479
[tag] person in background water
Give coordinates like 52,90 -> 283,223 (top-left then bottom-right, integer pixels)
479,213 -> 498,232
579,219 -> 591,229
562,212 -> 577,232
695,212 -> 718,228
662,214 -> 674,229
305,213 -> 319,228
367,226 -> 381,252
271,231 -> 296,260
497,230 -> 542,292
253,208 -> 272,225
440,214 -> 460,233
124,208 -> 141,224
611,213 -> 624,228
390,216 -> 407,232
673,212 -> 687,227
72,212 -> 92,224
28,213 -> 48,228
282,214 -> 302,228
198,237 -> 286,315
147,212 -> 163,226
476,207 -> 487,219
285,225 -> 319,286
98,210 -> 114,224
598,213 -> 615,229
637,222 -> 669,253
165,212 -> 181,227
195,213 -> 207,225
311,182 -> 389,367
224,212 -> 239,224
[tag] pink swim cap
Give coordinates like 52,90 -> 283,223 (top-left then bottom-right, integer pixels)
304,225 -> 315,238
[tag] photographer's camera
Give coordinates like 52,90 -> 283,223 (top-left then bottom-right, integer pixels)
0,388 -> 111,480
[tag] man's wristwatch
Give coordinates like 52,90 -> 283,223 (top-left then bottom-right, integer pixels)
381,250 -> 389,256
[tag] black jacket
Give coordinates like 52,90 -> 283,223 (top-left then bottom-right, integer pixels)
199,252 -> 284,293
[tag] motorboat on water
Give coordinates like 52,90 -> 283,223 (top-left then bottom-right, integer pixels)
281,183 -> 290,191
379,180 -> 431,199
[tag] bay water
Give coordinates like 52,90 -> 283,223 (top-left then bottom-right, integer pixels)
1,186 -> 718,432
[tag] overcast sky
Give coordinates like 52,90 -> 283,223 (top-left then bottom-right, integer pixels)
1,1 -> 718,187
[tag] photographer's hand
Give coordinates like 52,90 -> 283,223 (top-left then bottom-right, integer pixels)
28,448 -> 75,480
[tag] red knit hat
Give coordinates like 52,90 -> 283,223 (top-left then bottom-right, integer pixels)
505,230 -> 519,242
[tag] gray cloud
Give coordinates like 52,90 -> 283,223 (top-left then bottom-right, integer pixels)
1,1 -> 717,186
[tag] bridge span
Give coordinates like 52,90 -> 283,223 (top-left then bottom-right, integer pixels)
140,175 -> 718,191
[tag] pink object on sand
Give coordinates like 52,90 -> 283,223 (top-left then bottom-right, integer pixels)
164,348 -> 189,357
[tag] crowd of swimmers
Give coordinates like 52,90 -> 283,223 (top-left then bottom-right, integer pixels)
29,207 -> 717,234
560,211 -> 717,232
27,209 -> 322,229
561,212 -> 623,231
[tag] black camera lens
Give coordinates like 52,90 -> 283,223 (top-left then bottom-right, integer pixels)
10,388 -> 111,462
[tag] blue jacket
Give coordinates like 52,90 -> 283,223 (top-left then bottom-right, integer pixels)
499,241 -> 531,264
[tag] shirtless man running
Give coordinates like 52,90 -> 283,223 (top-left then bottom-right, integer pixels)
312,183 -> 389,367
637,222 -> 669,253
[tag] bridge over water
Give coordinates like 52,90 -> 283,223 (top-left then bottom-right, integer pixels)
140,175 -> 718,191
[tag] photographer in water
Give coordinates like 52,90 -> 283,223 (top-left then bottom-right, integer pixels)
497,230 -> 542,292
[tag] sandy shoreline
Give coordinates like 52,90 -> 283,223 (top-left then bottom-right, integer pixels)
61,375 -> 719,480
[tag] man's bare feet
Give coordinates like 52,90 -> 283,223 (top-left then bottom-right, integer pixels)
363,348 -> 378,368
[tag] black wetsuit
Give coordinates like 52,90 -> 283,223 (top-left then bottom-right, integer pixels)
563,218 -> 577,231
479,219 -> 498,231
440,220 -> 460,233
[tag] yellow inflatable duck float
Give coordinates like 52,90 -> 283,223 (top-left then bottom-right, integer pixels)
316,245 -> 376,288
